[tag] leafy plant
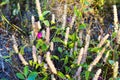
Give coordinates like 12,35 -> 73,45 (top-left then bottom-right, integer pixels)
16,66 -> 38,80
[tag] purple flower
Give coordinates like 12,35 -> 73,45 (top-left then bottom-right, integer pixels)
37,32 -> 42,39
67,17 -> 72,23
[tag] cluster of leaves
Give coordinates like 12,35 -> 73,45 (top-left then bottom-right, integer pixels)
16,66 -> 38,80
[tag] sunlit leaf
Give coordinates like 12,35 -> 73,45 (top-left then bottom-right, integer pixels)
68,42 -> 74,48
52,37 -> 63,43
13,9 -> 19,16
57,71 -> 66,79
41,43 -> 48,52
112,32 -> 117,38
36,39 -> 44,49
16,73 -> 25,79
64,56 -> 68,65
29,60 -> 33,66
79,23 -> 86,30
24,66 -> 29,77
52,55 -> 59,60
20,45 -> 26,55
39,15 -> 44,21
43,20 -> 50,27
27,72 -> 38,80
42,11 -> 50,16
108,60 -> 115,65
85,71 -> 90,80
90,47 -> 101,53
0,0 -> 9,6
66,74 -> 71,79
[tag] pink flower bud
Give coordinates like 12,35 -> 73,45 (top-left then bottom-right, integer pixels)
37,32 -> 42,39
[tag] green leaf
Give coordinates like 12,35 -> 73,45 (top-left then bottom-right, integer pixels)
0,0 -> 9,6
85,71 -> 90,80
115,78 -> 120,80
109,78 -> 114,80
27,72 -> 38,80
84,0 -> 90,6
74,6 -> 78,16
39,15 -> 44,21
36,39 -> 44,49
20,46 -> 25,55
66,74 -> 71,79
50,26 -> 56,29
42,11 -> 50,16
52,55 -> 59,60
43,20 -> 50,27
90,47 -> 101,53
64,56 -> 68,65
52,37 -> 63,43
16,73 -> 25,79
68,42 -> 74,48
79,23 -> 86,30
112,32 -> 117,38
57,71 -> 66,79
29,60 -> 33,66
108,60 -> 115,65
41,43 -> 48,52
65,66 -> 70,72
69,33 -> 78,42
74,6 -> 82,18
35,64 -> 40,69
24,66 -> 29,77
13,9 -> 19,16
58,47 -> 63,53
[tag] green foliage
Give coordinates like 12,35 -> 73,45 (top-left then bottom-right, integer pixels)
85,71 -> 90,80
0,0 -> 9,6
16,66 -> 38,80
24,66 -> 29,77
57,71 -> 66,79
16,73 -> 25,80
36,39 -> 49,52
58,47 -> 63,53
79,23 -> 87,30
39,11 -> 51,27
27,72 -> 38,80
74,6 -> 82,18
108,60 -> 115,65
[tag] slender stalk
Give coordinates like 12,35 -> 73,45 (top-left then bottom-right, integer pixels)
46,52 -> 57,74
62,4 -> 67,29
113,5 -> 118,33
81,33 -> 90,63
64,27 -> 70,45
35,0 -> 42,17
51,74 -> 56,80
113,61 -> 118,78
32,45 -> 37,62
77,48 -> 84,65
103,51 -> 110,63
92,69 -> 102,80
88,41 -> 110,72
38,55 -> 42,64
46,27 -> 50,43
50,42 -> 54,51
97,34 -> 109,48
70,13 -> 76,28
51,14 -> 55,24
12,35 -> 28,65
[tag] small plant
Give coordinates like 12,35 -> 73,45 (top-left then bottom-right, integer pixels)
16,66 -> 38,80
